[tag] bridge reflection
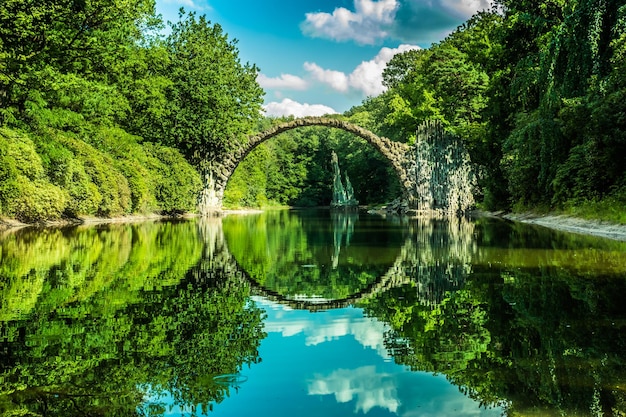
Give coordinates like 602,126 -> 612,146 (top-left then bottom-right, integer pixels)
196,213 -> 476,311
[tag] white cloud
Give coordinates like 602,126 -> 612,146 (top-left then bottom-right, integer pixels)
303,317 -> 390,359
301,0 -> 494,45
263,99 -> 338,118
260,300 -> 391,359
259,45 -> 420,112
305,44 -> 420,97
258,73 -> 309,91
303,63 -> 350,93
349,44 -> 420,95
301,0 -> 399,45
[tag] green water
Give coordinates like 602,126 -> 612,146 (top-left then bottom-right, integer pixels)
1,210 -> 626,416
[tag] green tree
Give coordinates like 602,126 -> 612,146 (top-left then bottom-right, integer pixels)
489,0 -> 626,210
0,0 -> 156,125
159,11 -> 264,170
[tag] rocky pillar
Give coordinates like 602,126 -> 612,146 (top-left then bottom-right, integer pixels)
408,120 -> 476,215
198,170 -> 223,216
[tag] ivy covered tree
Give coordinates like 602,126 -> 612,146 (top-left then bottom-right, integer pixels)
489,0 -> 626,211
159,11 -> 264,173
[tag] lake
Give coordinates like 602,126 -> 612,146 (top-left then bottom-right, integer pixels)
1,209 -> 625,416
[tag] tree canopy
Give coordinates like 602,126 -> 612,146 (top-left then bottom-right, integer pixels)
0,1 -> 265,221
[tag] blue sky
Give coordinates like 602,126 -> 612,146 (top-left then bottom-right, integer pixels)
154,0 -> 493,117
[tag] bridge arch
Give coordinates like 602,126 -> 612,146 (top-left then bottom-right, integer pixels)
202,117 -> 412,211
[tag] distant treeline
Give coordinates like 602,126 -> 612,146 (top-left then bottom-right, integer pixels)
1,1 -> 625,222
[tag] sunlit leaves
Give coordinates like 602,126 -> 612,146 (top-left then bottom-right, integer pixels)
161,12 -> 264,165
0,0 -> 155,114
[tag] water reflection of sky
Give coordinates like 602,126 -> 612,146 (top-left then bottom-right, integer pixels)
201,297 -> 504,417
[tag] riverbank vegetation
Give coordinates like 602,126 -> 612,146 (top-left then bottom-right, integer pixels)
1,0 -> 625,223
224,1 -> 626,223
229,1 -> 626,223
0,0 -> 261,222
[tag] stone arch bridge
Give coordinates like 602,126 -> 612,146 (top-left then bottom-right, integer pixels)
200,117 -> 474,214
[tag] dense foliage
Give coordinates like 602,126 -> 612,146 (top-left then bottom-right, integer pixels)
0,0 -> 263,222
362,1 -> 626,215
2,0 -> 626,219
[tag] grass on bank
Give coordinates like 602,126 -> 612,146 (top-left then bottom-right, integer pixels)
506,186 -> 626,225
561,193 -> 626,225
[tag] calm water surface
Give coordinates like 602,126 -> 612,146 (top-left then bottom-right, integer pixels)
1,210 -> 626,416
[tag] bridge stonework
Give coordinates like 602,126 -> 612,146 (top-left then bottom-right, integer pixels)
199,117 -> 473,214
200,117 -> 415,213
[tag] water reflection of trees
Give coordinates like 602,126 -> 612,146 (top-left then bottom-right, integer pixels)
222,211 -> 475,310
363,217 -> 626,416
223,210 -> 404,301
5,214 -> 625,416
0,221 -> 265,416
401,216 -> 476,307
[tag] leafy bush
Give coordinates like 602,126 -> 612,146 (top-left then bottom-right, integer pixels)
0,128 -> 67,221
0,132 -> 19,215
85,127 -> 201,214
563,183 -> 626,224
143,142 -> 202,214
1,128 -> 45,180
89,126 -> 157,213
58,135 -> 132,217
0,126 -> 201,221
4,177 -> 67,222
34,135 -> 102,216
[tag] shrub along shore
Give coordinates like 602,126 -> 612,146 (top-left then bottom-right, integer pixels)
0,127 -> 202,225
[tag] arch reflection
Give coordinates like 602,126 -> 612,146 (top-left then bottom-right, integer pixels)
203,210 -> 476,311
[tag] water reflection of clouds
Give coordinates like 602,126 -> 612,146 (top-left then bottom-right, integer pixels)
253,296 -> 390,360
251,297 -> 504,417
309,366 -> 502,417
308,366 -> 400,414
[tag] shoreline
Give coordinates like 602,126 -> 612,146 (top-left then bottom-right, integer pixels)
499,212 -> 626,242
0,209 -> 266,232
3,209 -> 626,242
0,213 -> 199,231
